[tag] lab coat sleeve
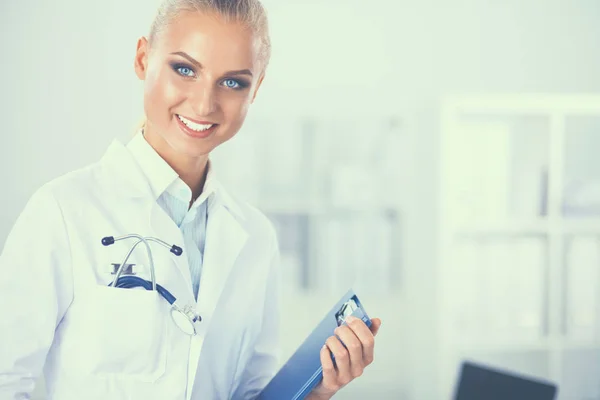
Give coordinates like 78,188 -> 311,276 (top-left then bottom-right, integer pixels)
229,227 -> 282,400
0,185 -> 74,399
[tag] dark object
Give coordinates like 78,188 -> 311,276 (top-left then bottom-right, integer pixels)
170,245 -> 183,256
454,361 -> 558,400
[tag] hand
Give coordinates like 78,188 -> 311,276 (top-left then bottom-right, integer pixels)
306,316 -> 382,400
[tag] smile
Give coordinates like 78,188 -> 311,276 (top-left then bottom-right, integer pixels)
176,114 -> 215,132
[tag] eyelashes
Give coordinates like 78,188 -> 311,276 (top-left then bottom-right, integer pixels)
174,64 -> 195,78
222,78 -> 245,89
169,63 -> 250,90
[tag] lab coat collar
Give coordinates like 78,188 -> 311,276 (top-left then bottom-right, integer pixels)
126,129 -> 180,201
98,137 -> 245,220
126,130 -> 218,208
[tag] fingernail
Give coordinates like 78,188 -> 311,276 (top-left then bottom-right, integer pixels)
346,316 -> 357,323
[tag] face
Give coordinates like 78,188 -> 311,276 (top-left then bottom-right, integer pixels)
134,11 -> 265,159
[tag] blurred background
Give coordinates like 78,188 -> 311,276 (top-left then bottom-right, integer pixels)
1,0 -> 600,398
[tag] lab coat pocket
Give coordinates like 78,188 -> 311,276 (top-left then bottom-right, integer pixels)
79,285 -> 168,382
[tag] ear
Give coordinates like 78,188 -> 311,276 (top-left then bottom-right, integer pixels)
250,73 -> 265,104
134,37 -> 150,80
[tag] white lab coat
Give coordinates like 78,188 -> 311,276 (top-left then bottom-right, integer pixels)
0,138 -> 281,400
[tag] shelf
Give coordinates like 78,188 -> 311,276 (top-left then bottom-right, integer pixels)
450,338 -> 600,353
451,219 -> 549,236
442,94 -> 600,115
448,218 -> 600,237
259,201 -> 327,215
259,202 -> 401,217
452,338 -> 551,353
561,340 -> 600,350
562,218 -> 600,235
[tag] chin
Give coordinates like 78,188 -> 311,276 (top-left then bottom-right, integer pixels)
173,138 -> 213,157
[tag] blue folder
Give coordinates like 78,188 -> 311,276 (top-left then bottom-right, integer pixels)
257,289 -> 373,400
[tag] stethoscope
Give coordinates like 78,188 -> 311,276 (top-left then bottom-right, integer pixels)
101,234 -> 202,335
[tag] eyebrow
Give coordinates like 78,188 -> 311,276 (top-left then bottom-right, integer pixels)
170,51 -> 253,77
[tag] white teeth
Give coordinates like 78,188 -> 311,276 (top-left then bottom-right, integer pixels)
177,115 -> 214,132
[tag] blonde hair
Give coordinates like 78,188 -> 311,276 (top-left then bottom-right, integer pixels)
134,0 -> 271,133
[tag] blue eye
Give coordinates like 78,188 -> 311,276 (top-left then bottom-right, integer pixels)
223,79 -> 240,89
176,66 -> 195,77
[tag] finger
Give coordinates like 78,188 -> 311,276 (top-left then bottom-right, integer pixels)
345,316 -> 374,339
370,318 -> 382,337
325,335 -> 352,386
320,344 -> 337,390
334,324 -> 364,377
345,316 -> 375,365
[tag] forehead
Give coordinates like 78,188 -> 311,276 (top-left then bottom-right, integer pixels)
155,11 -> 261,70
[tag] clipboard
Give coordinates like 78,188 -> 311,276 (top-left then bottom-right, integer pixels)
257,289 -> 373,400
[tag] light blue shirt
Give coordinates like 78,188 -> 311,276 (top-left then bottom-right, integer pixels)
126,131 -> 214,300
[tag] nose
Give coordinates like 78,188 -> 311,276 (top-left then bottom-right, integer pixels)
190,82 -> 218,116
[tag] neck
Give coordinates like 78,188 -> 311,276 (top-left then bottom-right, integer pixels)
143,126 -> 209,202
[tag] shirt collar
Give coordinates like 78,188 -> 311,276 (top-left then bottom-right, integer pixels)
126,130 -> 215,208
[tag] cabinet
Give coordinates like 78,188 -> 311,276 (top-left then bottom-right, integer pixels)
438,95 -> 600,399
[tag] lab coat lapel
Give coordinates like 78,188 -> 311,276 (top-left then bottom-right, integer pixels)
148,203 -> 194,297
197,195 -> 247,321
98,139 -> 152,200
99,139 -> 195,297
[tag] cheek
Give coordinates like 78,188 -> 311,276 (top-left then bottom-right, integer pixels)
143,70 -> 184,120
221,96 -> 251,132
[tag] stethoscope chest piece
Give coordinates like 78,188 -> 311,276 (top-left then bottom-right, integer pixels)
171,304 -> 202,336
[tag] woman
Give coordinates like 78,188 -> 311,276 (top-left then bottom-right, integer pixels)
0,0 -> 381,399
